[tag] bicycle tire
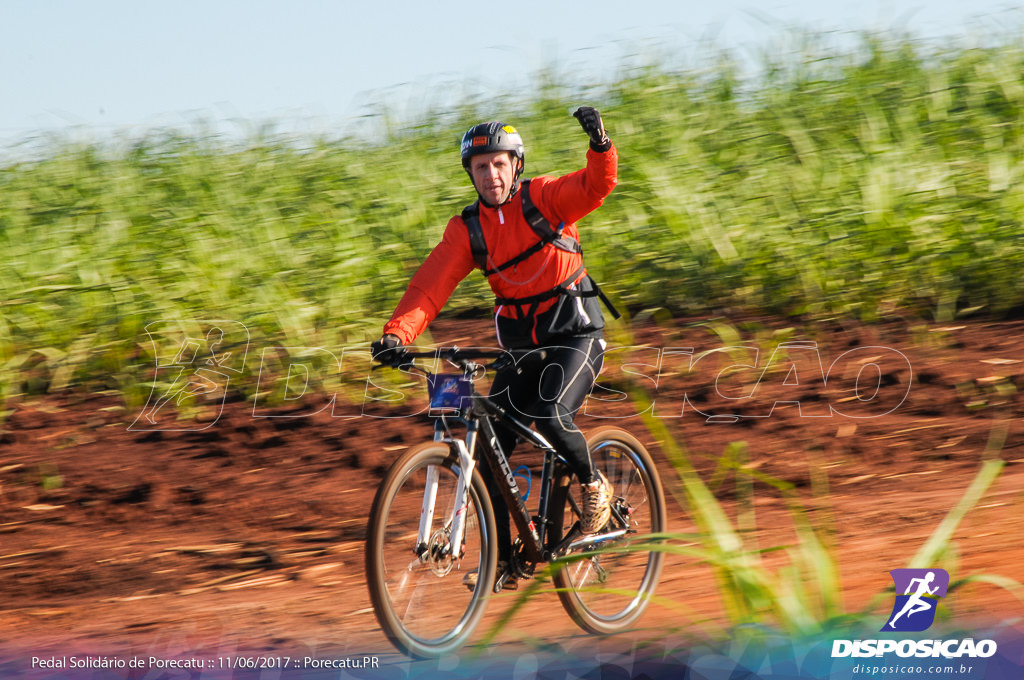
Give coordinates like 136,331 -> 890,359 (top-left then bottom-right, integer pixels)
551,426 -> 667,634
365,441 -> 497,657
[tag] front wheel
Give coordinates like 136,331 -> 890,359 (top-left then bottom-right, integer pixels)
551,427 -> 667,634
365,441 -> 497,658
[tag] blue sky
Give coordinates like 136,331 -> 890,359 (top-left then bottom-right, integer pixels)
1,1 -> 1021,143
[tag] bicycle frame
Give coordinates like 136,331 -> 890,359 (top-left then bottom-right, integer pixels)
433,397 -> 557,564
419,374 -> 630,568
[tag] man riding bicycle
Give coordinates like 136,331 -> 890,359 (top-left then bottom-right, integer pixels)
371,107 -> 618,587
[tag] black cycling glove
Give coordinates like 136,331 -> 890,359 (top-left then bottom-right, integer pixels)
371,334 -> 405,366
573,106 -> 611,152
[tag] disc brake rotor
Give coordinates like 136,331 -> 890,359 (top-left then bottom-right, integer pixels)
426,527 -> 456,577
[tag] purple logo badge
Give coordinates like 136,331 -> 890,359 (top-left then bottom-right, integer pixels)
882,568 -> 950,632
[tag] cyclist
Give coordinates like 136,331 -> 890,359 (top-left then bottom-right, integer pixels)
371,107 -> 618,587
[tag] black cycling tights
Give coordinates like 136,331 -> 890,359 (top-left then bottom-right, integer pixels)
480,335 -> 605,560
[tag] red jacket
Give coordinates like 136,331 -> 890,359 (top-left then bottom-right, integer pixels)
384,143 -> 618,347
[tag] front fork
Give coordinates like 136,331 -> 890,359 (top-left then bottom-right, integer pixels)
415,422 -> 478,560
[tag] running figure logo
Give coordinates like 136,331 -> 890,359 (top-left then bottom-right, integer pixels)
882,568 -> 950,632
129,320 -> 249,431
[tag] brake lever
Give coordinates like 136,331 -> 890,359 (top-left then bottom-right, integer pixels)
490,348 -> 547,375
490,353 -> 513,374
371,349 -> 412,370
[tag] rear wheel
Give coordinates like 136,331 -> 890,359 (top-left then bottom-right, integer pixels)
551,427 -> 666,634
365,442 -> 496,657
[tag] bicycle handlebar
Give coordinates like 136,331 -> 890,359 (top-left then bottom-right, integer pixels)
374,346 -> 548,373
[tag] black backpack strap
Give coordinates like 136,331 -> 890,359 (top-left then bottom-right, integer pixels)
494,264 -> 587,307
494,268 -> 621,321
520,180 -> 582,256
463,186 -> 620,320
462,181 -> 587,278
460,201 -> 489,272
589,277 -> 621,319
461,193 -> 567,278
482,233 -> 554,277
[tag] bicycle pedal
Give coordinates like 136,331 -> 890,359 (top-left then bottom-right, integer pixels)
493,571 -> 518,593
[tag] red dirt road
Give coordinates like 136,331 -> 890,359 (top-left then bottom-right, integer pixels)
1,316 -> 1022,665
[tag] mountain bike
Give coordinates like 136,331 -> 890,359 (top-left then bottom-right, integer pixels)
364,347 -> 667,658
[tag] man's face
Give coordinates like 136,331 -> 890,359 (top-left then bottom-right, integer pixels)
469,151 -> 517,206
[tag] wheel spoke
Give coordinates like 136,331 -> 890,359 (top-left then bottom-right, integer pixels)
553,428 -> 666,634
366,444 -> 495,657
